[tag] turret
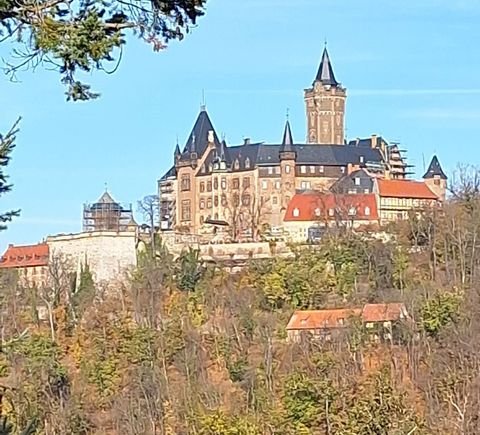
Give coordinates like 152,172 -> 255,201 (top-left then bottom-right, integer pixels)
423,155 -> 447,202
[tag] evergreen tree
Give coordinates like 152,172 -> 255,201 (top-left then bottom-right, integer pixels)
0,122 -> 20,230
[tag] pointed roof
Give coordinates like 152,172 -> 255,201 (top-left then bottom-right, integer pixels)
423,155 -> 447,180
182,107 -> 221,158
174,142 -> 181,157
280,120 -> 294,152
314,47 -> 339,86
98,191 -> 116,204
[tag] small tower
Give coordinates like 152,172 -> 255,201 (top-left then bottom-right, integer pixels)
304,47 -> 346,145
279,119 -> 297,210
83,190 -> 133,232
423,155 -> 447,202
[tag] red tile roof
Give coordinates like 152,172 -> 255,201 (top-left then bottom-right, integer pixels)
284,193 -> 378,222
286,308 -> 362,330
362,303 -> 408,322
0,243 -> 49,268
287,303 -> 408,330
376,179 -> 438,200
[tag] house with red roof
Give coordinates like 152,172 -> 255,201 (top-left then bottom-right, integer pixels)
286,302 -> 409,343
0,243 -> 49,288
283,192 -> 380,242
373,178 -> 439,222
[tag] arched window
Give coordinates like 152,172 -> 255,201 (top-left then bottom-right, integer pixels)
245,157 -> 250,169
293,208 -> 300,217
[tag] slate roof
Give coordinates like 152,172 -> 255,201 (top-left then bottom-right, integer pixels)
423,155 -> 447,180
280,120 -> 294,153
0,243 -> 49,268
331,169 -> 375,194
181,108 -> 222,158
315,47 -> 339,86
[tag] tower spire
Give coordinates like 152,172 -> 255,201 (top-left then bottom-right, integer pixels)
281,119 -> 294,152
314,46 -> 339,86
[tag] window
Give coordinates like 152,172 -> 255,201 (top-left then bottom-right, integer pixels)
364,188 -> 370,194
285,165 -> 291,174
328,208 -> 335,217
233,193 -> 240,206
319,165 -> 324,173
300,165 -> 307,174
242,194 -> 251,206
200,182 -> 205,193
207,181 -> 212,192
301,181 -> 311,190
275,180 -> 281,190
340,166 -> 345,173
181,200 -> 191,221
206,198 -> 212,209
245,157 -> 250,169
200,215 -> 204,224
293,208 -> 300,217
359,155 -> 364,164
200,199 -> 205,209
221,195 -> 227,206
181,175 -> 191,191
214,196 -> 219,206
273,196 -> 278,205
201,163 -> 206,173
233,178 -> 240,189
365,206 -> 370,216
214,177 -> 218,189
434,179 -> 441,186
354,177 -> 361,186
268,166 -> 273,175
243,177 -> 250,188
310,166 -> 315,174
262,180 -> 268,190
315,207 -> 321,216
337,318 -> 345,326
275,166 -> 281,175
221,177 -> 227,190
234,159 -> 240,170
348,207 -> 357,216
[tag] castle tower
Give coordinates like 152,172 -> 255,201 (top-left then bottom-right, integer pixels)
304,47 -> 346,145
279,120 -> 297,210
423,155 -> 447,202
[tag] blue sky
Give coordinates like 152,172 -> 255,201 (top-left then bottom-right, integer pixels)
0,0 -> 479,249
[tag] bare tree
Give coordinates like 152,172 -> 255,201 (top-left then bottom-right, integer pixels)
138,195 -> 160,256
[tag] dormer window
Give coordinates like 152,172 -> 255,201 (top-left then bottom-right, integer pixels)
348,207 -> 357,216
360,155 -> 365,164
234,159 -> 240,170
354,177 -> 361,186
315,208 -> 321,217
365,206 -> 370,216
245,157 -> 251,169
328,208 -> 335,217
293,208 -> 300,217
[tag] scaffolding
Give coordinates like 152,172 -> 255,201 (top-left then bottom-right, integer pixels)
83,191 -> 134,232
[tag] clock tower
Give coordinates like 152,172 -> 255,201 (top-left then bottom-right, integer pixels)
304,47 -> 346,145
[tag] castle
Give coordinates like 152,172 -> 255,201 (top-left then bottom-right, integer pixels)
158,48 -> 446,240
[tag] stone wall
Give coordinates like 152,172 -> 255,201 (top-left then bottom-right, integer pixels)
46,231 -> 137,286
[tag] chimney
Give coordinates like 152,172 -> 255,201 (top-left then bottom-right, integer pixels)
371,134 -> 378,149
243,137 -> 251,145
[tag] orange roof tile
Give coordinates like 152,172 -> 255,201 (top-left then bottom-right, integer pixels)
0,243 -> 49,268
376,179 -> 438,200
284,193 -> 379,222
286,308 -> 361,330
361,303 -> 408,323
287,303 -> 409,331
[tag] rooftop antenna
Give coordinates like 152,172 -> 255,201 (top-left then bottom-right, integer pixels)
201,89 -> 206,111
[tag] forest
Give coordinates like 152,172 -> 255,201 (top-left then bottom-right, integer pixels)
1,168 -> 480,434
